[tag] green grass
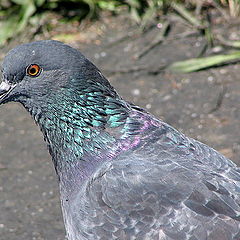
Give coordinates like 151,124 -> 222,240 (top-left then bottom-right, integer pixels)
169,52 -> 240,73
0,0 -> 239,46
1,0 -> 240,72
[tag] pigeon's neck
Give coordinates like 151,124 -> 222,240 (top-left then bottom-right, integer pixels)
23,86 -> 136,179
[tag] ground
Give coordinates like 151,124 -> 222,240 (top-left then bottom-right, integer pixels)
0,10 -> 240,240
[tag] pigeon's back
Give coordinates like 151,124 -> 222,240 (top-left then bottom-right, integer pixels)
63,109 -> 240,240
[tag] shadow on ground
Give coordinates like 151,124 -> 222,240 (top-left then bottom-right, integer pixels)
0,12 -> 240,240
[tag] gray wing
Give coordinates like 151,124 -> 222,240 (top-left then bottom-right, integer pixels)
67,160 -> 240,239
66,126 -> 240,240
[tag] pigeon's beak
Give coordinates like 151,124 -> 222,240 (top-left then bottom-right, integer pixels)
0,81 -> 16,104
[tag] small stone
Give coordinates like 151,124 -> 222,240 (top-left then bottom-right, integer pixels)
157,23 -> 163,29
94,53 -> 100,59
146,104 -> 151,109
100,52 -> 106,57
208,76 -> 214,82
212,46 -> 223,53
162,95 -> 171,101
191,113 -> 197,118
219,69 -> 227,74
132,89 -> 140,96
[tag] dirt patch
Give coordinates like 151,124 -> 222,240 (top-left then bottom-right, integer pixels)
0,11 -> 240,240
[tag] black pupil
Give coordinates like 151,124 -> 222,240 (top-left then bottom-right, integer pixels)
30,67 -> 37,74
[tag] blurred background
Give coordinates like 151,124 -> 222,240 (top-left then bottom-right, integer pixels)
0,0 -> 240,239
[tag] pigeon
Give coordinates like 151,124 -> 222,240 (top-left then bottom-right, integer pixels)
1,40 -> 240,240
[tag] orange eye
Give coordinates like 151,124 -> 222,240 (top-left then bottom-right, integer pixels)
26,64 -> 41,77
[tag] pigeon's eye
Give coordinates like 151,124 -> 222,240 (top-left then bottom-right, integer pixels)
26,64 -> 41,77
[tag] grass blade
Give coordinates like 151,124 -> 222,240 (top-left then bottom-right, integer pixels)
169,52 -> 240,73
171,2 -> 204,28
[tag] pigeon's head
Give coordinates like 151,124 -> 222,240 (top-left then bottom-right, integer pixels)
0,40 -> 112,107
